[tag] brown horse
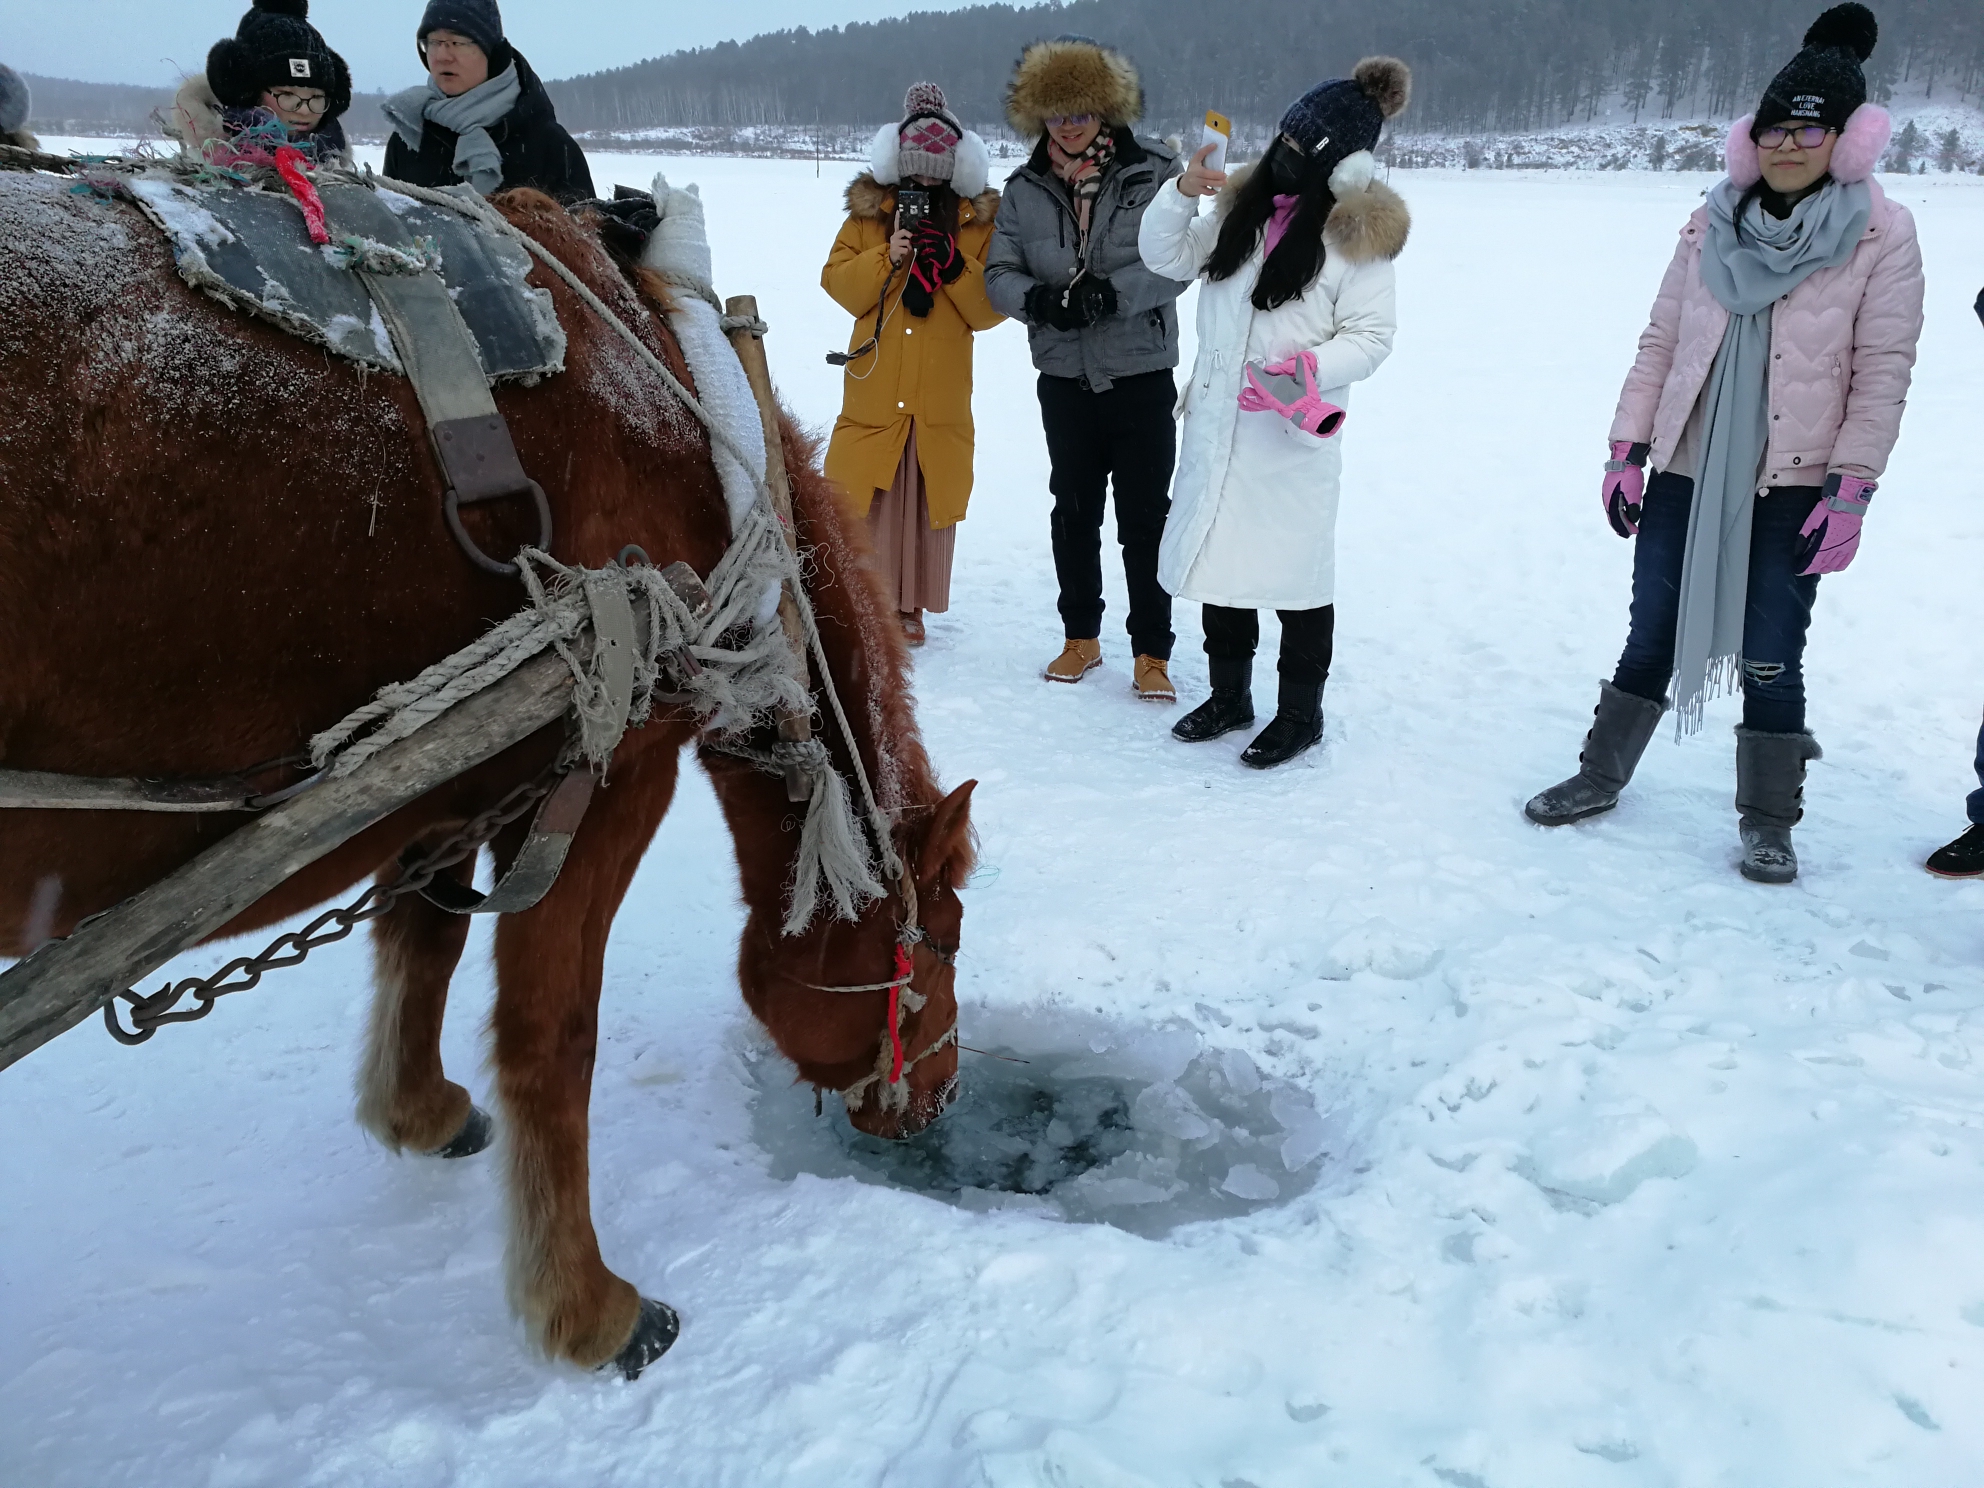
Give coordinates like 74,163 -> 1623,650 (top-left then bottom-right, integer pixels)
0,170 -> 974,1375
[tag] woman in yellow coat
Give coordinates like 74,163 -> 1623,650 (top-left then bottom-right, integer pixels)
823,82 -> 1004,645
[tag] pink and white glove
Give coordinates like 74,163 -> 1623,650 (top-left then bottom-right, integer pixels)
1603,441 -> 1649,537
1795,473 -> 1875,575
1237,351 -> 1346,443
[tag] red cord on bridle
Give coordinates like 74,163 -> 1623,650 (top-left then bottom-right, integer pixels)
274,146 -> 329,245
886,940 -> 914,1084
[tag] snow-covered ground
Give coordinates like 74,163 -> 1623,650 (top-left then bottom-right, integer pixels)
5,155 -> 1984,1487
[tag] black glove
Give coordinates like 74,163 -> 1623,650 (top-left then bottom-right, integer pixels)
1070,275 -> 1118,327
1024,281 -> 1077,331
586,186 -> 660,258
915,222 -> 965,285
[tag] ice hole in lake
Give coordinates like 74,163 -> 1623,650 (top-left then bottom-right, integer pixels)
748,1015 -> 1347,1237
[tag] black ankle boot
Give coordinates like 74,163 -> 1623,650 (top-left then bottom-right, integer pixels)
1240,678 -> 1325,769
1173,657 -> 1255,742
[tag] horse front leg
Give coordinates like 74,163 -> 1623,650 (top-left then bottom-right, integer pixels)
355,854 -> 491,1157
492,746 -> 682,1376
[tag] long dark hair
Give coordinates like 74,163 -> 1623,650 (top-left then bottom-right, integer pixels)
1203,140 -> 1336,311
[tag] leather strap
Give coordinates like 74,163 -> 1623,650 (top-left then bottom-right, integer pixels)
319,182 -> 550,575
414,770 -> 597,915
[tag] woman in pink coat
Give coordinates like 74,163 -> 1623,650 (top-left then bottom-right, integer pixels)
1525,2 -> 1924,886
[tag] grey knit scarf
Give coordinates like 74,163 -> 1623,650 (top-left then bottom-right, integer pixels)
382,63 -> 523,198
1669,174 -> 1870,733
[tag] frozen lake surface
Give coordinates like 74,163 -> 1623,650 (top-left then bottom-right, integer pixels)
5,152 -> 1984,1486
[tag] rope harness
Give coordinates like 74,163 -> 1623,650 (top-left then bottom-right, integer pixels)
1,147 -> 951,1094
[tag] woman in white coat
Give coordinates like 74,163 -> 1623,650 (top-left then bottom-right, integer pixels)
1140,59 -> 1411,768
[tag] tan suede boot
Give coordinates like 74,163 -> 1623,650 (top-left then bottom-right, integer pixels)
1133,656 -> 1176,702
1044,638 -> 1102,683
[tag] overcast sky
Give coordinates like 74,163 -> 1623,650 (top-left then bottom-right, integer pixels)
10,0 -> 937,90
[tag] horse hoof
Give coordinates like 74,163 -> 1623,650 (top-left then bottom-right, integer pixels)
430,1104 -> 494,1159
604,1297 -> 681,1381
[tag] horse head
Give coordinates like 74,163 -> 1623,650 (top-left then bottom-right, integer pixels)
737,779 -> 976,1138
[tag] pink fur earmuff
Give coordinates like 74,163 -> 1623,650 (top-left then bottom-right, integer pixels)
1724,103 -> 1892,187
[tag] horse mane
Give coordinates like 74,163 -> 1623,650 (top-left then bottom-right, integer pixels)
507,186 -> 959,877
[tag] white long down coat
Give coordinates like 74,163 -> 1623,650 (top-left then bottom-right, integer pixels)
1139,152 -> 1407,610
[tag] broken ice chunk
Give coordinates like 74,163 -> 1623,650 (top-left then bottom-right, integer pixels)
1221,1164 -> 1280,1201
1517,1110 -> 1698,1209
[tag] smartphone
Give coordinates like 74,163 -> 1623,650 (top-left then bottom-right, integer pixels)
895,188 -> 931,229
1201,110 -> 1232,174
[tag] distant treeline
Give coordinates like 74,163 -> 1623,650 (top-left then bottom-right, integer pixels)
544,0 -> 1984,138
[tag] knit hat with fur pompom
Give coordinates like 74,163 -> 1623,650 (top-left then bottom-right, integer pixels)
1755,4 -> 1879,132
206,0 -> 351,121
1277,57 -> 1410,177
897,82 -> 964,183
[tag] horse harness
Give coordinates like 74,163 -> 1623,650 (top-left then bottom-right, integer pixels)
3,158 -> 920,1073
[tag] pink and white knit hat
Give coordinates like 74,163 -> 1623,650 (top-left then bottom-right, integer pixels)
896,82 -> 963,182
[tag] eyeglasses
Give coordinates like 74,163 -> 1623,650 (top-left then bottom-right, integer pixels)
1757,125 -> 1832,150
1045,114 -> 1096,129
423,35 -> 482,56
268,90 -> 328,115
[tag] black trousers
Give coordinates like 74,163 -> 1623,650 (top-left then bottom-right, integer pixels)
1203,603 -> 1336,690
1037,370 -> 1177,661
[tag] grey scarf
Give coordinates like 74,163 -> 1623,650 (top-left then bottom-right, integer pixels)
1669,175 -> 1870,733
381,63 -> 523,197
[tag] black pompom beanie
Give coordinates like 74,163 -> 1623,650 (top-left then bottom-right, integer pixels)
1277,58 -> 1411,176
1755,3 -> 1879,132
207,0 -> 351,119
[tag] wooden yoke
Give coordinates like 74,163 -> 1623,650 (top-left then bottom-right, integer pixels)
724,294 -> 816,803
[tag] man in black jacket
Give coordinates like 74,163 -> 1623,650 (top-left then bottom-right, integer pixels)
381,0 -> 593,204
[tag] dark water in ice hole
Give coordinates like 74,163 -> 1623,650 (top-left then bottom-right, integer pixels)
748,1022 -> 1347,1238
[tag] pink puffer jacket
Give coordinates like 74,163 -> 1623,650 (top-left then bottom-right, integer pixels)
1610,165 -> 1925,486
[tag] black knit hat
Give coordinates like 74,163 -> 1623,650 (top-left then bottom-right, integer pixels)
418,0 -> 508,67
1276,58 -> 1411,176
0,64 -> 29,136
207,0 -> 351,119
1755,4 -> 1879,132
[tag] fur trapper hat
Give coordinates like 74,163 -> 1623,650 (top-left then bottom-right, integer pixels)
207,0 -> 351,120
1277,57 -> 1410,178
0,65 -> 30,137
1004,35 -> 1142,138
867,81 -> 991,196
1725,5 -> 1890,187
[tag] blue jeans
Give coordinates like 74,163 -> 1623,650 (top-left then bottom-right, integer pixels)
1968,713 -> 1984,826
1611,471 -> 1822,734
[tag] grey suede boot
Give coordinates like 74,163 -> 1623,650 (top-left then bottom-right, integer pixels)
1524,681 -> 1668,826
1734,727 -> 1823,884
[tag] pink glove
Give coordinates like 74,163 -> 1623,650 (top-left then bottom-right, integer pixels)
1237,351 -> 1345,442
1795,473 -> 1875,575
1603,441 -> 1649,537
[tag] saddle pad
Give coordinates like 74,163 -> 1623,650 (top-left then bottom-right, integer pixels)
126,173 -> 565,383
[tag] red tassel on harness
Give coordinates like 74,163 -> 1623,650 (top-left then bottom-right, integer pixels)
886,942 -> 913,1084
275,147 -> 330,245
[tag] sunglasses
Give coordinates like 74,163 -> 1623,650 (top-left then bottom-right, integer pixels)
1757,125 -> 1832,150
1045,114 -> 1097,129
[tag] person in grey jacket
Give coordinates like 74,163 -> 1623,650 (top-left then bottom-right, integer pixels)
985,36 -> 1187,699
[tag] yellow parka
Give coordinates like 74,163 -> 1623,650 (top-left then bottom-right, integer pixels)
822,175 -> 1005,529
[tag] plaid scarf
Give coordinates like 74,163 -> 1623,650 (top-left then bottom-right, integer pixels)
1047,128 -> 1117,263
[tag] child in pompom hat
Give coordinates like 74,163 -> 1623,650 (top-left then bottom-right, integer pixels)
823,83 -> 1002,647
172,0 -> 353,164
1524,4 -> 1925,886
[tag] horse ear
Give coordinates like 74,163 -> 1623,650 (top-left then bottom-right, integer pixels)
919,781 -> 978,890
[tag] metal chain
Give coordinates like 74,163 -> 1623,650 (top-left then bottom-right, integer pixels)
103,760 -> 570,1046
